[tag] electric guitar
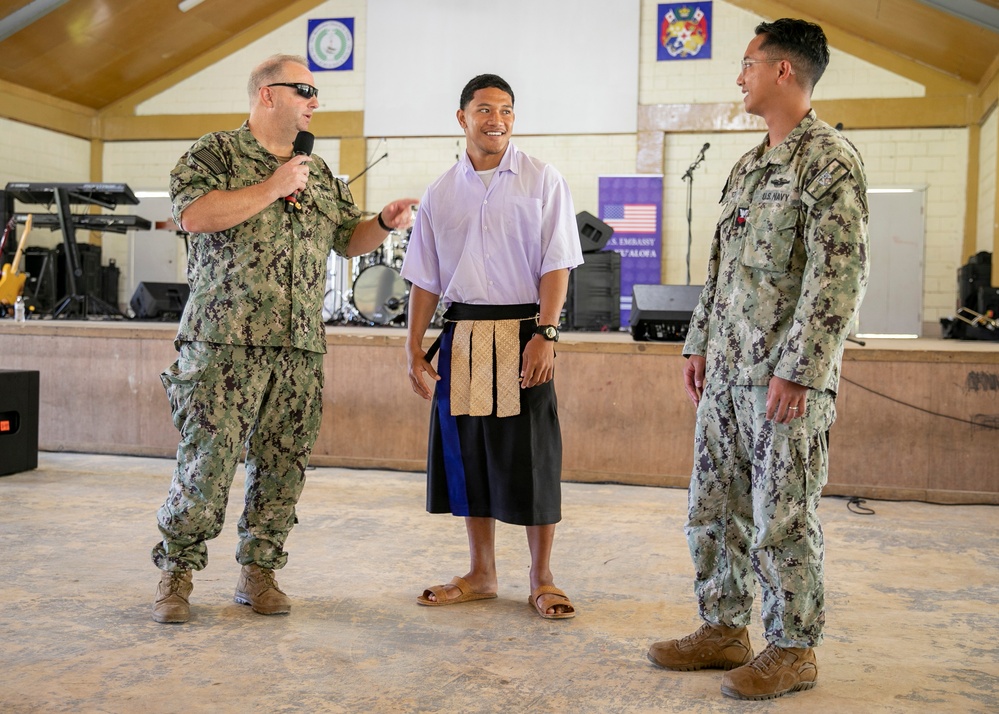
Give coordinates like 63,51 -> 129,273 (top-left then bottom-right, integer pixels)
0,214 -> 33,307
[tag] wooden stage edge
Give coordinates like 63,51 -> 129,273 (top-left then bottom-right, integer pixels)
2,320 -> 998,505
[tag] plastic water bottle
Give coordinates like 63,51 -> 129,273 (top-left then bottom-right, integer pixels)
13,295 -> 26,322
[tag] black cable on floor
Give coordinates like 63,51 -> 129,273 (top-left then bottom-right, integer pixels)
840,375 -> 999,430
846,497 -> 876,515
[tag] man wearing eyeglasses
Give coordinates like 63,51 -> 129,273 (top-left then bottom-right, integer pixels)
150,54 -> 417,624
647,20 -> 869,700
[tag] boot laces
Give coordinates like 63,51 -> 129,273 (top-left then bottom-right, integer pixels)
749,643 -> 784,673
164,570 -> 188,594
255,567 -> 278,589
678,623 -> 715,645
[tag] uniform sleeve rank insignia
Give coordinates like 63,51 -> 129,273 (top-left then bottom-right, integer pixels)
805,159 -> 848,202
736,207 -> 749,227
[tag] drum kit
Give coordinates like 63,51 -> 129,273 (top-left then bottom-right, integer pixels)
323,221 -> 443,328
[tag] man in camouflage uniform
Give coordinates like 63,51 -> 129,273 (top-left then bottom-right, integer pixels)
151,54 -> 416,624
647,20 -> 869,699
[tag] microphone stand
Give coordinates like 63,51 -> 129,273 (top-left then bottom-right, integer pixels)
681,146 -> 708,285
348,152 -> 388,185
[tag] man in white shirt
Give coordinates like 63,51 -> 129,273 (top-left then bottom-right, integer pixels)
402,74 -> 583,619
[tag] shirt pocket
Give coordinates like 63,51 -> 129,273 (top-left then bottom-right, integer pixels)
502,196 -> 542,246
741,204 -> 799,273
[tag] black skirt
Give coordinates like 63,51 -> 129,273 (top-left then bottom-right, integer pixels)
426,303 -> 563,526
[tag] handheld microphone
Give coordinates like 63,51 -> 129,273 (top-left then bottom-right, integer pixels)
285,131 -> 315,213
701,142 -> 710,153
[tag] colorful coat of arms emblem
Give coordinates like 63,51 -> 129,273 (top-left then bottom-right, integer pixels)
658,3 -> 712,61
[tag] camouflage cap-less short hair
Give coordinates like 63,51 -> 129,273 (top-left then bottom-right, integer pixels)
459,74 -> 515,110
755,18 -> 829,92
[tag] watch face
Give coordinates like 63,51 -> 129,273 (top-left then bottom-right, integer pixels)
545,326 -> 557,339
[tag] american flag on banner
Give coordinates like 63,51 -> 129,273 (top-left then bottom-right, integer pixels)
603,204 -> 657,234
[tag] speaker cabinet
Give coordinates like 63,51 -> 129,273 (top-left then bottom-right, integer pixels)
629,284 -> 703,342
130,281 -> 190,319
0,370 -> 39,476
24,247 -> 58,312
566,250 -> 620,331
958,251 -> 992,310
575,211 -> 614,253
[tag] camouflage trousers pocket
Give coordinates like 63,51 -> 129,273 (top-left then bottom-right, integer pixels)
160,341 -> 220,431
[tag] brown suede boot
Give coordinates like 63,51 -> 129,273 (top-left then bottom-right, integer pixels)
152,569 -> 193,624
648,622 -> 754,671
233,564 -> 291,615
721,643 -> 818,700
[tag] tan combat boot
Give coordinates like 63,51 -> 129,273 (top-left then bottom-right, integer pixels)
152,569 -> 193,623
233,563 -> 291,615
721,642 -> 818,700
648,622 -> 754,671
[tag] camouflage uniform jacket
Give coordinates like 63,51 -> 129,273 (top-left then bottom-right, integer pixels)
170,122 -> 361,353
683,110 -> 869,393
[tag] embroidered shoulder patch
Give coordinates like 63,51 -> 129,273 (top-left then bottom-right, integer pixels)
805,159 -> 849,202
191,146 -> 226,176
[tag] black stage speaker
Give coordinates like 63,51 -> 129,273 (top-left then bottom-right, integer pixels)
565,250 -> 620,331
130,282 -> 190,319
0,370 -> 39,476
629,284 -> 703,342
576,211 -> 614,253
958,251 -> 991,311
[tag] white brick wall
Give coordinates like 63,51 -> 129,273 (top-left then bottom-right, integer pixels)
0,118 -> 90,187
0,0 -> 984,329
138,0 -> 367,116
850,127 -> 968,323
639,0 -> 923,106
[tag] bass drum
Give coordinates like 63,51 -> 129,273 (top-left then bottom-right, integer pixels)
352,265 -> 408,325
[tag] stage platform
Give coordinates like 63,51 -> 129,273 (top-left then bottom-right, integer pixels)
1,320 -> 997,503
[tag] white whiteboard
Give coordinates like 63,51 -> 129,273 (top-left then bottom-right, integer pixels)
364,0 -> 640,137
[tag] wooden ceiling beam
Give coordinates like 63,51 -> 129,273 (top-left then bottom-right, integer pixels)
0,77 -> 95,138
99,0 -> 328,118
725,0 -> 977,95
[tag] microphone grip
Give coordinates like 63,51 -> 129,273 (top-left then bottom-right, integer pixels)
284,149 -> 308,212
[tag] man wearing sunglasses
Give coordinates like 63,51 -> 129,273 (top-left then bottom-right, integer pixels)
151,54 -> 417,624
647,19 -> 869,700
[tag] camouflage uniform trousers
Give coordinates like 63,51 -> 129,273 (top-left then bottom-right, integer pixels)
685,383 -> 836,648
152,341 -> 324,572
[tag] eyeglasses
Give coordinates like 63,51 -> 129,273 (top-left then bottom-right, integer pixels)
740,58 -> 780,72
267,82 -> 319,99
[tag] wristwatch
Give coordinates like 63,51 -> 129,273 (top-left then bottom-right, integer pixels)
535,324 -> 559,342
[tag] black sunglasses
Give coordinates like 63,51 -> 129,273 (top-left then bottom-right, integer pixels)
266,82 -> 319,99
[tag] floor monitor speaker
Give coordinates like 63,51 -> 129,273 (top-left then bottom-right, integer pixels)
629,284 -> 702,341
130,281 -> 190,319
0,370 -> 39,476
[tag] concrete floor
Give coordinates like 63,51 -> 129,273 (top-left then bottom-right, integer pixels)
0,453 -> 996,714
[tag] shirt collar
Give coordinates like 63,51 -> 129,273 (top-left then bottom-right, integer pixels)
755,109 -> 818,167
459,142 -> 520,176
236,121 -> 279,164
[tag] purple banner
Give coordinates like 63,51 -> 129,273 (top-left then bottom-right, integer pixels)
599,175 -> 664,324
